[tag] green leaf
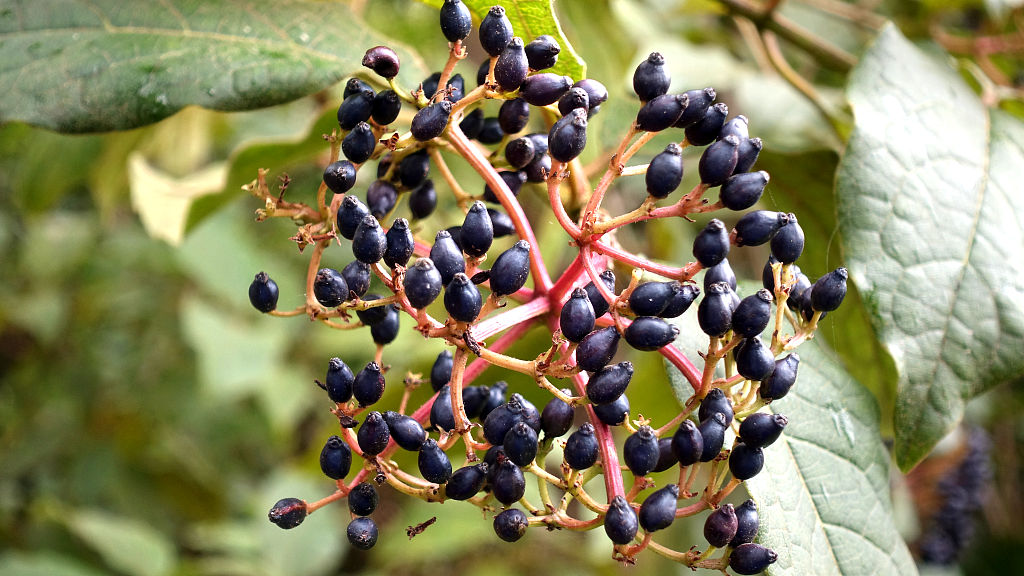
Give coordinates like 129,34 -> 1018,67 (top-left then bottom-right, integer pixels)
65,510 -> 177,576
418,0 -> 586,79
0,552 -> 110,576
0,0 -> 426,133
836,24 -> 1024,471
745,338 -> 918,576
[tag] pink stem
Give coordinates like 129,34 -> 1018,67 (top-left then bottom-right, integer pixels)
547,160 -> 581,238
572,371 -> 625,502
548,253 -> 587,304
474,296 -> 551,340
591,241 -> 687,280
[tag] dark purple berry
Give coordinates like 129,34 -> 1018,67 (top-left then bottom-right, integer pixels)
418,438 -> 453,484
639,484 -> 679,532
770,213 -> 804,264
352,215 -> 387,264
719,115 -> 749,141
480,6 -> 514,56
624,425 -> 660,477
353,362 -> 385,407
504,421 -> 539,466
488,208 -> 515,237
633,52 -> 670,101
541,392 -> 574,439
495,37 -> 529,91
732,289 -> 773,338
477,117 -> 504,144
489,240 -> 531,297
586,361 -> 633,405
731,499 -> 759,546
249,271 -> 279,313
584,269 -> 616,317
698,412 -> 729,462
698,135 -> 739,187
478,381 -> 508,421
404,258 -> 443,308
411,100 -> 452,141
646,143 -> 684,198
461,201 -> 494,257
810,267 -> 848,312
761,353 -> 799,401
525,34 -> 560,70
736,337 -> 775,382
338,89 -> 374,130
348,482 -> 378,516
355,294 -> 388,326
624,316 -> 679,351
409,179 -> 437,219
734,137 -> 763,173
662,284 -> 700,318
384,410 -> 427,451
268,498 -> 307,529
323,160 -> 357,194
605,496 -> 639,544
729,440 -> 764,480
371,89 -> 402,125
629,281 -> 676,316
398,151 -> 430,189
697,282 -> 733,337
720,170 -> 768,211
357,411 -> 390,456
430,229 -> 465,285
430,385 -> 456,431
337,195 -> 371,240
693,219 -> 730,268
636,93 -> 688,132
548,108 -> 588,162
459,108 -> 485,139
576,326 -> 620,372
314,268 -> 348,307
383,218 -> 414,269
593,393 -> 630,426
653,437 -> 679,472
699,389 -> 734,427
672,419 -> 703,466
362,45 -> 400,79
483,169 -> 526,203
684,101 -> 728,146
344,78 -> 374,99
704,259 -> 737,292
342,260 -> 371,298
573,79 -> 608,109
498,98 -> 530,134
520,73 -> 573,106
483,397 -> 526,445
444,273 -> 482,322
439,0 -> 473,42
366,178 -> 398,218
557,87 -> 589,117
505,137 -> 536,169
524,151 -> 551,182
704,503 -> 738,547
675,87 -> 716,128
347,517 -> 378,550
320,435 -> 352,479
369,305 -> 400,344
493,508 -> 529,542
564,423 -> 599,470
730,543 -> 778,574
463,385 -> 488,419
739,412 -> 788,448
446,464 -> 488,500
491,458 -> 526,505
324,357 -> 354,403
735,210 -> 788,246
430,350 -> 453,392
560,287 -> 597,342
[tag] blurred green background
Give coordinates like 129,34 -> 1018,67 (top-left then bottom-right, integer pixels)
2,0 -> 1023,574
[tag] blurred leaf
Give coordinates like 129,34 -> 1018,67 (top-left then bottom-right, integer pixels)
837,24 -> 1024,471
0,552 -> 109,576
745,338 -> 918,576
65,510 -> 176,576
418,0 -> 586,79
0,0 -> 426,133
732,74 -> 842,153
128,152 -> 228,246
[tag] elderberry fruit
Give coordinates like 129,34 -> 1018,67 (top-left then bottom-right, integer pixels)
494,508 -> 529,542
560,287 -> 596,342
342,261 -> 371,298
480,6 -> 514,56
483,170 -> 526,203
381,219 -> 413,269
576,326 -> 621,372
810,267 -> 848,312
605,496 -> 639,545
770,213 -> 804,264
574,79 -> 608,110
357,411 -> 390,456
505,137 -> 536,169
698,412 -> 729,462
685,102 -> 728,146
495,37 -> 529,91
548,108 -> 588,162
704,260 -> 737,292
520,73 -> 573,106
314,268 -> 348,308
347,517 -> 378,550
268,498 -> 307,529
444,273 -> 482,322
698,282 -> 734,337
693,219 -> 730,267
540,393 -> 574,438
525,34 -> 560,70
720,170 -> 768,211
323,160 -> 357,194
351,215 -> 386,264
629,281 -> 675,316
372,89 -> 402,125
698,135 -> 739,187
730,543 -> 778,574
368,303 -> 398,343
353,362 -> 385,407
729,440 -> 764,480
646,143 -> 684,198
704,503 -> 738,547
320,435 -> 352,480
675,87 -> 717,128
633,52 -> 670,101
639,484 -> 679,532
249,272 -> 279,313
348,482 -> 378,516
557,87 -> 589,117
460,108 -> 485,139
735,210 -> 787,247
672,419 -> 704,466
430,229 -> 465,285
484,397 -> 526,445
489,240 -> 532,297
430,350 -> 453,391
384,411 -> 427,451
404,258 -> 443,309
418,438 -> 453,484
498,98 -> 530,134
367,179 -> 398,218
411,100 -> 452,141
362,45 -> 400,79
430,385 -> 456,431
761,353 -> 799,401
398,151 -> 430,189
355,295 -> 389,325
662,284 -> 700,318
325,357 -> 355,403
739,412 -> 788,448
461,201 -> 494,257
636,93 -> 688,132
593,393 -> 630,426
338,89 -> 374,130
447,464 -> 487,500
587,361 -> 634,405
584,269 -> 616,317
439,0 -> 472,42
504,421 -> 539,466
624,426 -> 660,477
564,423 -> 599,470
624,316 -> 679,351
654,437 -> 679,472
736,337 -> 776,382
735,137 -> 763,173
344,78 -> 374,99
492,458 -> 527,505
479,381 -> 508,421
337,195 -> 371,240
732,289 -> 773,338
731,499 -> 759,546
409,180 -> 437,219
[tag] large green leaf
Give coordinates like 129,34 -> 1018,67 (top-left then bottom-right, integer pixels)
745,338 -> 918,576
65,510 -> 177,576
0,0 -> 426,133
418,0 -> 586,79
836,24 -> 1024,471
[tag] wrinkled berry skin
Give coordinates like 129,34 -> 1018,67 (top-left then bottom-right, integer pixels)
411,100 -> 452,141
323,160 -> 357,194
574,78 -> 608,110
313,268 -> 349,308
268,498 -> 307,529
348,482 -> 379,516
249,272 -> 279,313
557,87 -> 590,117
730,543 -> 778,574
439,0 -> 472,42
347,517 -> 379,550
604,496 -> 639,545
494,508 -> 529,542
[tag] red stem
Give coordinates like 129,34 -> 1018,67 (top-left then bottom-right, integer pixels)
548,253 -> 587,304
572,371 -> 625,502
474,295 -> 551,340
591,241 -> 687,281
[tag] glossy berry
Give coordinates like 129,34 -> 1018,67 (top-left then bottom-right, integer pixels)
348,482 -> 378,517
548,108 -> 588,162
735,210 -> 788,246
268,498 -> 307,529
383,411 -> 427,451
248,271 -> 279,313
364,301 -> 396,341
480,6 -> 514,56
676,87 -> 717,128
672,419 -> 704,466
362,45 -> 400,79
654,438 -> 679,472
574,79 -> 608,109
557,87 -> 590,117
520,73 -> 573,106
353,362 -> 385,407
323,160 -> 357,194
662,284 -> 700,318
560,287 -> 596,342
587,361 -> 633,405
498,98 -> 530,134
624,316 -> 679,351
505,137 -> 536,168
491,458 -> 526,506
347,517 -> 378,550
439,0 -> 472,42
483,397 -> 527,445
684,102 -> 728,146
704,260 -> 737,292
564,423 -> 599,469
730,543 -> 778,574
338,89 -> 374,130
430,385 -> 456,431
593,393 -> 630,426
446,464 -> 487,500
731,499 -> 759,546
761,353 -> 799,401
770,213 -> 804,264
444,273 -> 482,322
313,268 -> 348,308
629,281 -> 676,316
495,37 -> 529,91
576,326 -> 621,372
357,411 -> 390,456
736,337 -> 776,382
430,229 -> 465,285
380,219 -> 414,269
699,388 -> 734,426
636,93 -> 687,132
584,269 -> 616,317
739,412 -> 788,449
720,170 -> 768,211
735,138 -> 763,175
488,208 -> 515,237
483,169 -> 526,203
693,219 -> 730,268
350,215 -> 386,264
704,503 -> 738,547
478,381 -> 508,421
525,34 -> 560,70
478,120 -> 505,145
623,426 -> 660,477
430,350 -> 453,392
354,294 -> 388,326
729,440 -> 765,480
697,282 -> 733,337
371,89 -> 402,125
698,412 -> 729,462
504,421 -> 539,467
732,289 -> 773,338
605,496 -> 639,545
810,267 -> 848,312
367,179 -> 398,218
639,484 -> 679,532
540,393 -> 574,438
418,438 -> 453,484
514,394 -> 542,432
403,258 -> 443,309
698,135 -> 739,187
633,52 -> 670,101
411,100 -> 452,141
398,151 -> 430,189
494,508 -> 529,542
460,108 -> 485,139
341,261 -> 370,299
409,180 -> 437,219
320,435 -> 352,480
324,357 -> 355,403
461,201 -> 494,258
718,115 -> 749,141
337,195 -> 371,240
344,78 -> 374,99
646,143 -> 684,198
488,240 -> 531,297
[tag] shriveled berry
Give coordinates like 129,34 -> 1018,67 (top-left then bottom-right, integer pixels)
411,100 -> 452,141
348,482 -> 378,517
525,34 -> 560,70
699,135 -> 739,187
704,503 -> 738,547
320,435 -> 352,479
629,281 -> 676,316
729,440 -> 764,480
460,108 -> 485,139
461,201 -> 494,258
338,89 -> 374,130
366,179 -> 398,218
662,284 -> 700,318
564,423 -> 599,469
268,498 -> 307,529
624,316 -> 679,351
704,260 -> 737,292
646,143 -> 684,198
483,169 -> 526,203
520,73 -> 573,106
557,87 -> 589,117
730,543 -> 778,574
480,6 -> 514,56
352,215 -> 387,264
736,337 -> 776,382
810,267 -> 848,312
698,412 -> 729,462
584,269 -> 617,317
398,151 -> 430,189
344,78 -> 374,99
770,213 -> 804,264
493,508 -> 529,542
430,229 -> 465,285
693,219 -> 730,267
371,89 -> 402,125
324,357 -> 355,403
382,218 -> 414,269
739,412 -> 788,448
249,271 -> 279,313
404,258 -> 443,309
418,438 -> 453,484
576,326 -> 621,372
605,496 -> 639,545
314,268 -> 349,307
732,289 -> 773,338
672,419 -> 704,466
446,464 -> 488,500
409,179 -> 437,219
444,273 -> 482,322
654,437 -> 679,472
357,411 -> 390,455
731,499 -> 759,546
548,108 -> 588,162
675,87 -> 717,128
735,210 -> 788,247
430,350 -> 453,392
560,287 -> 596,342
495,37 -> 529,91
735,137 -> 763,173
498,98 -> 530,134
633,52 -> 671,101
624,425 -> 660,477
489,240 -> 531,297
685,102 -> 728,146
636,93 -> 688,132
593,393 -> 630,425
492,459 -> 526,505
323,160 -> 357,194
504,421 -> 539,466
353,362 -> 385,407
587,361 -> 633,405
440,0 -> 473,42
639,484 -> 679,532
362,45 -> 400,79
540,392 -> 574,439
430,385 -> 456,431
337,195 -> 371,240
384,410 -> 427,451
505,137 -> 536,168
720,170 -> 768,210
347,517 -> 378,550
342,260 -> 371,299
478,380 -> 508,421
761,353 -> 799,401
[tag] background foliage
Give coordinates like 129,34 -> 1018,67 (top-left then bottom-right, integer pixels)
2,0 -> 1023,575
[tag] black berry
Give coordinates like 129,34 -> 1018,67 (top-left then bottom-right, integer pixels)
483,169 -> 526,203
576,326 -> 621,372
623,425 -> 660,477
810,267 -> 848,312
675,87 -> 716,128
692,219 -> 730,267
704,503 -> 738,547
587,361 -> 633,405
480,6 -> 514,56
520,73 -> 573,106
404,258 -> 443,308
646,143 -> 684,198
461,201 -> 494,258
347,517 -> 378,550
624,316 -> 679,351
548,108 -> 588,162
505,137 -> 536,168
363,304 -> 398,341
409,179 -> 437,219
355,294 -> 389,326
493,508 -> 529,542
604,495 -> 639,544
439,0 -> 472,42
498,98 -> 531,134
398,151 -> 430,189
446,464 -> 488,500
704,259 -> 737,292
684,101 -> 727,146
564,423 -> 600,470
739,412 -> 788,448
357,411 -> 391,456
639,484 -> 679,532
593,393 -> 630,426
525,34 -> 560,70
735,337 -> 776,382
770,213 -> 804,264
760,353 -> 799,400
636,93 -> 688,132
731,499 -> 759,546
735,210 -> 788,247
584,269 -> 616,317
320,435 -> 352,479
352,215 -> 387,264
495,37 -> 529,91
367,178 -> 398,218
489,240 -> 532,297
729,440 -> 765,480
313,268 -> 349,308
344,78 -> 374,99
557,87 -> 589,117
730,543 -> 778,574
430,385 -> 456,431
672,419 -> 704,466
249,271 -> 279,313
732,289 -> 773,338
491,458 -> 527,505
353,361 -> 386,407
337,195 -> 371,240
698,135 -> 739,187
383,218 -> 414,269
574,79 -> 608,108
384,410 -> 427,451
629,281 -> 676,316
362,45 -> 400,79
418,438 -> 453,484
463,385 -> 488,419
444,273 -> 482,322
697,282 -> 734,337
560,287 -> 597,342
654,438 -> 679,472
371,89 -> 402,125
540,392 -> 574,438
734,138 -> 762,175
324,357 -> 355,403
504,421 -> 539,467
411,100 -> 452,141
348,482 -> 378,516
488,208 -> 515,237
430,229 -> 465,285
342,260 -> 371,298
338,89 -> 374,130
478,381 -> 508,421
633,52 -> 670,101
268,498 -> 307,529
459,108 -> 485,139
430,350 -> 453,392
483,397 -> 526,445
698,412 -> 729,462
323,160 -> 357,194
720,170 -> 768,210
661,284 -> 700,318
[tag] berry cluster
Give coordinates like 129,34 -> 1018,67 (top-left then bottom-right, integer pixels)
247,1 -> 847,571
